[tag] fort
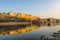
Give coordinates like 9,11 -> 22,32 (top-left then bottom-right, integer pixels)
0,12 -> 60,26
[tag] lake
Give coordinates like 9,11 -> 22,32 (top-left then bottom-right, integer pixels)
0,24 -> 60,40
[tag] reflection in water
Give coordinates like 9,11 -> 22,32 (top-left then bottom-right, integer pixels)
0,23 -> 59,35
0,25 -> 40,35
45,23 -> 55,26
0,23 -> 60,40
44,22 -> 60,26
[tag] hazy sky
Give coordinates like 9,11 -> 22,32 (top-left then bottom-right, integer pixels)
0,0 -> 60,19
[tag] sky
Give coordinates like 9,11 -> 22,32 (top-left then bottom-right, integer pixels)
0,0 -> 60,19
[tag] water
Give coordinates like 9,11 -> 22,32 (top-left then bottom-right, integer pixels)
0,24 -> 60,40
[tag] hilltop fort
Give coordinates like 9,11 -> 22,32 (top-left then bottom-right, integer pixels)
0,12 -> 60,26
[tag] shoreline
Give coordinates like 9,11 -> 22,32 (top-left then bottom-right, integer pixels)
0,22 -> 31,26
